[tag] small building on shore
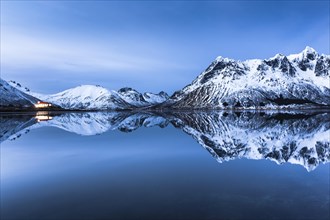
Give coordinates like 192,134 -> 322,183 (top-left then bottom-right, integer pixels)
34,101 -> 52,109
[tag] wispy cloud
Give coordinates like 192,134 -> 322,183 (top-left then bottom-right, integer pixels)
1,29 -> 186,73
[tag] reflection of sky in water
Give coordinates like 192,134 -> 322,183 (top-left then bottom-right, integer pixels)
1,123 -> 329,220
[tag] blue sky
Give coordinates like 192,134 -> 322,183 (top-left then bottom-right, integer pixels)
1,0 -> 329,94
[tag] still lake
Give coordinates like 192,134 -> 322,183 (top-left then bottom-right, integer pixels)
1,110 -> 329,220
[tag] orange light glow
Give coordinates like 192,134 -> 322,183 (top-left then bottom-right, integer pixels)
35,101 -> 52,108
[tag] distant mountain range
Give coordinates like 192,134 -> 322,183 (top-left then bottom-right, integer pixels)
2,110 -> 329,171
1,46 -> 329,110
5,82 -> 169,110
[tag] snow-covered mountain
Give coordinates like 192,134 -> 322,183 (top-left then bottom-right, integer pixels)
0,78 -> 39,109
8,81 -> 169,110
35,85 -> 134,110
1,110 -> 329,171
162,47 -> 330,109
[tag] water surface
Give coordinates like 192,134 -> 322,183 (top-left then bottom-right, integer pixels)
1,110 -> 329,220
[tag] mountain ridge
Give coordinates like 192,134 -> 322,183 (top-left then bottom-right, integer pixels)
2,46 -> 329,110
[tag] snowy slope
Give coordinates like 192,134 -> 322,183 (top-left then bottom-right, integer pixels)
0,78 -> 39,108
164,47 -> 330,109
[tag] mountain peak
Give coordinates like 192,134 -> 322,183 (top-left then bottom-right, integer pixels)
269,53 -> 285,60
215,56 -> 235,63
288,46 -> 318,61
302,46 -> 317,54
118,87 -> 138,94
301,46 -> 318,60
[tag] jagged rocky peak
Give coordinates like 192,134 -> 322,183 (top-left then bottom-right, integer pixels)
214,56 -> 238,67
315,54 -> 330,77
200,56 -> 247,83
117,87 -> 145,100
116,87 -> 169,106
117,87 -> 138,94
288,46 -> 318,61
117,87 -> 147,106
118,87 -> 169,106
287,46 -> 320,72
159,91 -> 169,97
301,46 -> 318,60
264,53 -> 283,68
264,54 -> 296,76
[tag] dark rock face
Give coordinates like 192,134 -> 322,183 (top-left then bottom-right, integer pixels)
306,51 -> 316,60
158,91 -> 169,99
117,87 -> 135,93
279,56 -> 296,76
265,56 -> 281,68
298,55 -> 315,71
315,56 -> 330,77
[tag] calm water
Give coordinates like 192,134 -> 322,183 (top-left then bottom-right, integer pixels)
1,111 -> 329,220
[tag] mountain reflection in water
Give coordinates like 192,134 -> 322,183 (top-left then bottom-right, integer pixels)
1,110 -> 329,171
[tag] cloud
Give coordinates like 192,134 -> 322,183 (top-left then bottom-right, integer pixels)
1,29 -> 186,74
